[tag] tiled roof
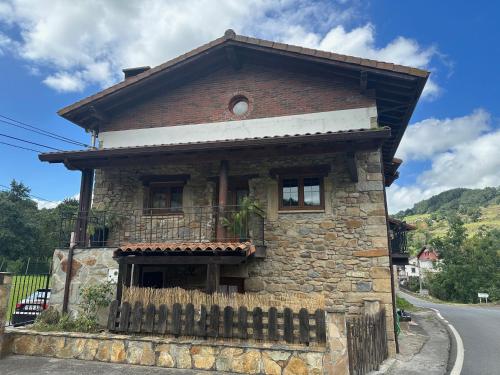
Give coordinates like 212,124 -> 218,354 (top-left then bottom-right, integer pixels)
39,127 -> 391,162
114,242 -> 255,257
58,29 -> 429,116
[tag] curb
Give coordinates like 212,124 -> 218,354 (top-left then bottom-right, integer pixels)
429,308 -> 464,375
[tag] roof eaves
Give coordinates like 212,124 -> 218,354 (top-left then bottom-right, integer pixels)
57,30 -> 429,119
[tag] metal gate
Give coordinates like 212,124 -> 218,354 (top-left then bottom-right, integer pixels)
6,273 -> 51,326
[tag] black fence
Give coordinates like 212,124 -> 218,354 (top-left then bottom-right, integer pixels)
346,309 -> 388,375
108,300 -> 326,346
59,206 -> 265,248
6,272 -> 51,327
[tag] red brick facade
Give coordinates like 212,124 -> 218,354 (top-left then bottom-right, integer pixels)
104,63 -> 375,132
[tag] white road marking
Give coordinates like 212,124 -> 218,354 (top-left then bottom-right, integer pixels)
430,307 -> 464,375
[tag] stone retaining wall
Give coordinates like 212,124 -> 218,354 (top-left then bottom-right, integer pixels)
5,329 -> 327,374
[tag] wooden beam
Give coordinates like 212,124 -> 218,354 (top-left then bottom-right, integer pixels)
50,139 -> 387,170
118,255 -> 247,265
88,105 -> 109,124
360,71 -> 368,93
75,168 -> 94,245
225,46 -> 242,70
346,152 -> 358,183
206,263 -> 220,293
116,259 -> 126,302
216,160 -> 229,241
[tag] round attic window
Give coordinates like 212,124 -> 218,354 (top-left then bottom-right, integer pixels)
230,96 -> 249,116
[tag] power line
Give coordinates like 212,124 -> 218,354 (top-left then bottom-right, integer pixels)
0,114 -> 90,148
0,133 -> 62,151
0,140 -> 44,153
0,183 -> 57,203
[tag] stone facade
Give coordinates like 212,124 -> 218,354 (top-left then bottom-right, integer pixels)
50,148 -> 395,356
5,329 -> 327,374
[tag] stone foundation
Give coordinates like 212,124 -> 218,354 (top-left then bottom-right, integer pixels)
5,329 -> 327,374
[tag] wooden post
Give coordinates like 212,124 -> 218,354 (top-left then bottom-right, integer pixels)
216,160 -> 228,241
206,263 -> 220,293
63,168 -> 94,314
116,259 -> 126,302
75,168 -> 94,245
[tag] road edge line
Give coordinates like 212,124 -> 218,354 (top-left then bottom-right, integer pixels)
430,307 -> 464,375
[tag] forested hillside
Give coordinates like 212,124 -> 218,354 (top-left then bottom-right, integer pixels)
395,187 -> 500,303
394,187 -> 500,254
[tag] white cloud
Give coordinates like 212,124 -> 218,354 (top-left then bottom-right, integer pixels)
43,72 -> 85,92
34,192 -> 79,209
397,109 -> 491,161
0,0 -> 443,95
388,110 -> 500,213
34,199 -> 60,209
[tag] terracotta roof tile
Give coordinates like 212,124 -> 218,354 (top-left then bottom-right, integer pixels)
114,242 -> 255,257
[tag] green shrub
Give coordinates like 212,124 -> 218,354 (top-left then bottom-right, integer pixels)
32,281 -> 113,333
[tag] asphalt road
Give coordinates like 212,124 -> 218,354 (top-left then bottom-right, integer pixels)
399,291 -> 500,375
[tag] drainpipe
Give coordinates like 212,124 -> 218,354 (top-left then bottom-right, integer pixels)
380,151 -> 400,354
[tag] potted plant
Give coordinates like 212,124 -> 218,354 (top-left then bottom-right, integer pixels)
222,197 -> 264,241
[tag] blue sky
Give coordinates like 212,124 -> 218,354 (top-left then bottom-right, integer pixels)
0,1 -> 498,212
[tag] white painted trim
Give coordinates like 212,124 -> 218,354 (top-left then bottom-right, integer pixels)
99,107 -> 377,149
431,308 -> 464,375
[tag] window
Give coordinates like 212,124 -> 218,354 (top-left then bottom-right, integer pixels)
229,95 -> 249,116
147,183 -> 183,214
279,176 -> 324,210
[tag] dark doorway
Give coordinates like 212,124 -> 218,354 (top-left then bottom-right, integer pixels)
141,271 -> 163,288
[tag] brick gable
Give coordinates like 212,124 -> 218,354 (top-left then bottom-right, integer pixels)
104,63 -> 375,132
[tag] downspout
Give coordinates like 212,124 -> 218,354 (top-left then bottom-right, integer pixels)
380,150 -> 400,354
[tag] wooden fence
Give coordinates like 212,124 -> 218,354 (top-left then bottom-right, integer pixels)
346,309 -> 388,375
107,300 -> 326,346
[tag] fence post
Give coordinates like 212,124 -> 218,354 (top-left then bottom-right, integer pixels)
0,272 -> 13,359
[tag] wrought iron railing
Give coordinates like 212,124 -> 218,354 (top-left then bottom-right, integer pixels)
390,225 -> 409,255
59,206 -> 265,248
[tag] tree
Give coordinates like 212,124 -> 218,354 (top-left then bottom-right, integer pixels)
0,180 -> 79,273
427,217 -> 500,303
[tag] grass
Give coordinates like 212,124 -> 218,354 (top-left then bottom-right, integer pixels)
6,274 -> 51,320
122,286 -> 325,312
396,296 -> 418,312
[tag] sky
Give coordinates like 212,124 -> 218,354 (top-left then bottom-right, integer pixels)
0,0 -> 498,213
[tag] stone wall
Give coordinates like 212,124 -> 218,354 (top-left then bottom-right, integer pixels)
54,149 -> 395,355
0,273 -> 12,358
50,248 -> 117,321
5,329 -> 327,374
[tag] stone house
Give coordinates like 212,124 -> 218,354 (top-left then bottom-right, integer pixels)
39,30 -> 428,360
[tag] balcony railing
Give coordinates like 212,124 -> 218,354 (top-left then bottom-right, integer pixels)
59,206 -> 265,248
390,227 -> 409,255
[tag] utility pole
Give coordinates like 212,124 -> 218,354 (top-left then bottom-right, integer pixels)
418,258 -> 423,294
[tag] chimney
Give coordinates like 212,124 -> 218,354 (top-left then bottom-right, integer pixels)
122,66 -> 151,79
